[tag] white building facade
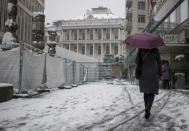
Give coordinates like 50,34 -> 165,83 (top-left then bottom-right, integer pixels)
46,7 -> 126,62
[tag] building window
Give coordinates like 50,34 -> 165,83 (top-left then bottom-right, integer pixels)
106,33 -> 110,40
180,0 -> 188,23
106,46 -> 109,54
114,46 -> 118,55
90,46 -> 93,55
74,45 -> 77,52
128,14 -> 132,22
98,46 -> 101,55
65,44 -> 69,50
138,15 -> 145,23
66,34 -> 69,40
82,46 -> 85,54
90,34 -> 93,40
82,34 -> 85,40
138,2 -> 145,10
98,32 -> 101,40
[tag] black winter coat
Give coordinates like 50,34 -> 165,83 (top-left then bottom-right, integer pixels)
135,48 -> 162,94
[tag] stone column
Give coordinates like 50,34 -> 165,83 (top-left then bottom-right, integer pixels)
101,28 -> 103,40
120,29 -> 123,41
85,29 -> 87,40
101,43 -> 104,57
93,29 -> 95,40
85,43 -> 87,55
77,29 -> 79,40
77,43 -> 79,53
110,28 -> 112,40
69,43 -> 71,50
118,28 -> 121,40
93,43 -> 95,56
110,43 -> 112,54
118,43 -> 121,55
62,30 -> 64,41
121,43 -> 123,56
47,30 -> 57,56
69,30 -> 71,40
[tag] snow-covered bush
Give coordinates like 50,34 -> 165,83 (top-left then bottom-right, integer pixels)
174,72 -> 185,76
5,18 -> 16,28
1,32 -> 19,50
175,54 -> 184,61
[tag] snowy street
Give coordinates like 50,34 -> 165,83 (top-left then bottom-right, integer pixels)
0,80 -> 189,131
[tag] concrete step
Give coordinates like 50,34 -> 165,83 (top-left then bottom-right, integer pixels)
0,83 -> 13,102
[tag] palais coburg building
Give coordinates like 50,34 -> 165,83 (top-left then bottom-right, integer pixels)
45,7 -> 126,62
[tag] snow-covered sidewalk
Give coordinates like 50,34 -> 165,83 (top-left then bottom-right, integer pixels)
0,80 -> 189,131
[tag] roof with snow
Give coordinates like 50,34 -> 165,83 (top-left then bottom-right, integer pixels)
70,6 -> 121,20
44,46 -> 99,63
71,14 -> 120,20
33,12 -> 45,18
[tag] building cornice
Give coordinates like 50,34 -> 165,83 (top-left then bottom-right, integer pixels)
60,25 -> 124,29
61,40 -> 122,43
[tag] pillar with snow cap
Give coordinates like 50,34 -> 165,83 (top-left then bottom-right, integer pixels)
32,12 -> 45,52
1,0 -> 18,50
47,29 -> 57,56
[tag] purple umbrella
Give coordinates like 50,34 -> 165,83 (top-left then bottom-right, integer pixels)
123,32 -> 165,49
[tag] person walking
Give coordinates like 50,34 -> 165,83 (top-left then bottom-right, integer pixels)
135,48 -> 162,119
162,61 -> 171,89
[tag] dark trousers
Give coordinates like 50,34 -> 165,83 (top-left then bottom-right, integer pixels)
144,93 -> 155,113
163,80 -> 170,89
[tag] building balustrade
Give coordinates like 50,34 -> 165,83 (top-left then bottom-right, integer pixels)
62,28 -> 120,41
61,19 -> 125,26
61,40 -> 121,43
161,34 -> 186,43
61,42 -> 120,57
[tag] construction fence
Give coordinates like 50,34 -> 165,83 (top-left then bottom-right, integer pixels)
0,44 -> 100,93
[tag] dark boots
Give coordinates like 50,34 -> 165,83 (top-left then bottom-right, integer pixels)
145,106 -> 151,119
144,93 -> 155,119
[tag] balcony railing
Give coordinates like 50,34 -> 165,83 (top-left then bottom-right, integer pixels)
160,34 -> 185,44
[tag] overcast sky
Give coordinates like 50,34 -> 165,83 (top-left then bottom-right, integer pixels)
45,0 -> 125,23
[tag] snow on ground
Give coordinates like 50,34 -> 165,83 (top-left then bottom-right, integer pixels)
0,80 -> 189,131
